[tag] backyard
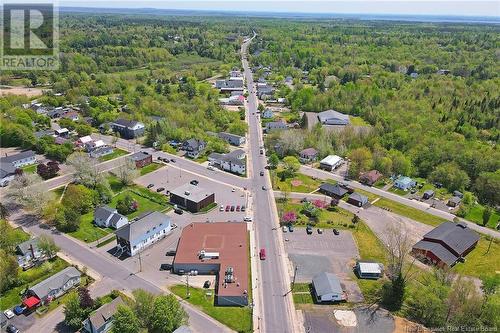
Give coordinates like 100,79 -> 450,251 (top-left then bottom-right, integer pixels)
464,204 -> 500,229
273,172 -> 322,193
99,148 -> 128,162
170,285 -> 252,333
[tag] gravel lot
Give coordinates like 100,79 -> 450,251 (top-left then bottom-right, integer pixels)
284,228 -> 364,303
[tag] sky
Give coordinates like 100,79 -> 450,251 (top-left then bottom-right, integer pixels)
57,1 -> 500,17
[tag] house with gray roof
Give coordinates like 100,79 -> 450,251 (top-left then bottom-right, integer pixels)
412,222 -> 480,267
312,272 -> 346,302
16,238 -> 45,268
208,149 -> 246,175
0,150 -> 36,168
0,162 -> 17,187
94,206 -> 128,229
265,120 -> 287,133
218,132 -> 246,146
115,212 -> 172,256
82,296 -> 125,333
182,139 -> 206,159
89,146 -> 114,159
317,110 -> 350,126
28,267 -> 81,302
108,119 -> 145,139
347,192 -> 369,207
319,183 -> 348,199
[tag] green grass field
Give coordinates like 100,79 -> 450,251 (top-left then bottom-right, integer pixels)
0,258 -> 69,311
452,237 -> 500,278
21,164 -> 37,174
464,204 -> 500,229
373,198 -> 446,227
170,285 -> 252,333
68,212 -> 112,243
273,172 -> 322,193
277,201 -> 354,228
139,163 -> 163,176
99,148 -> 128,162
350,116 -> 370,126
1,219 -> 30,246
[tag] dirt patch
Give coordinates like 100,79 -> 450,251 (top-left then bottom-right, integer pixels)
333,309 -> 357,327
394,316 -> 431,333
291,180 -> 303,187
0,85 -> 47,97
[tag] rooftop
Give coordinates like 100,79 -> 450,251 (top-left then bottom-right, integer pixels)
30,267 -> 81,299
170,183 -> 214,203
312,272 -> 343,296
86,296 -> 124,330
320,155 -> 343,166
115,211 -> 171,242
423,222 -> 480,256
0,150 -> 35,164
128,151 -> 151,161
317,110 -> 350,122
174,222 -> 248,298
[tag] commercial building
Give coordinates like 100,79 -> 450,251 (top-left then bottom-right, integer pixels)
317,110 -> 350,126
115,211 -> 172,256
319,155 -> 343,171
312,272 -> 346,303
173,222 -> 249,306
170,184 -> 215,213
128,151 -> 153,168
412,222 -> 480,267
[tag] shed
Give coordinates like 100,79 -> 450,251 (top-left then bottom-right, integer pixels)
423,190 -> 435,200
312,272 -> 346,302
347,192 -> 368,207
355,261 -> 382,279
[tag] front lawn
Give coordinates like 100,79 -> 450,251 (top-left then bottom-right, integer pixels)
273,172 -> 322,193
277,200 -> 354,228
21,164 -> 37,174
110,190 -> 166,219
1,219 -> 30,246
0,258 -> 69,310
373,198 -> 446,227
464,204 -> 500,229
68,212 -> 112,243
452,236 -> 500,278
170,285 -> 252,333
139,162 -> 163,175
99,148 -> 128,162
291,283 -> 315,305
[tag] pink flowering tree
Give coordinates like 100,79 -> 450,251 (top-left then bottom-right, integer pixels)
282,211 -> 297,224
313,199 -> 328,209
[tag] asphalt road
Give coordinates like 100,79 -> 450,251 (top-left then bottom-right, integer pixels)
300,166 -> 500,239
241,36 -> 298,333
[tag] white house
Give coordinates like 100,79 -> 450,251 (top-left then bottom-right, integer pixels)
208,149 -> 246,175
0,150 -> 36,168
319,155 -> 343,171
94,206 -> 128,229
312,272 -> 346,302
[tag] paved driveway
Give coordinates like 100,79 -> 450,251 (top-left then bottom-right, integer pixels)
284,228 -> 364,303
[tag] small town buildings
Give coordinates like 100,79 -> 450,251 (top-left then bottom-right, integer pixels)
412,222 -> 480,267
317,110 -> 350,126
319,183 -> 348,199
208,149 -> 246,175
256,84 -> 275,99
61,111 -> 80,121
423,190 -> 435,200
218,132 -> 246,146
47,107 -> 67,119
0,150 -> 36,168
299,148 -> 318,163
173,222 -> 249,306
219,95 -> 245,106
170,183 -> 216,213
347,192 -> 369,207
312,272 -> 346,303
27,267 -> 81,303
262,109 -> 274,119
355,261 -> 383,279
55,128 -> 70,138
319,155 -> 343,171
453,190 -> 463,199
359,170 -> 383,186
76,135 -> 94,150
215,77 -> 244,92
0,162 -> 17,187
393,176 -> 416,191
108,119 -> 145,139
182,139 -> 206,159
128,151 -> 153,168
82,296 -> 125,333
265,120 -> 287,133
447,196 -> 462,208
16,238 -> 43,268
89,146 -> 114,158
35,129 -> 55,139
94,206 -> 128,229
115,211 -> 172,257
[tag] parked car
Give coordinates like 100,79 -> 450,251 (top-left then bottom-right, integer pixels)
207,166 -> 214,170
231,188 -> 235,192
160,264 -> 172,271
230,205 -> 235,212
219,205 -> 224,212
157,156 -> 162,161
262,186 -> 267,191
241,205 -> 246,211
260,149 -> 264,155
236,205 -> 240,212
243,216 -> 253,222
288,225 -> 294,232
317,228 -> 323,234
166,250 -> 176,256
3,309 -> 14,319
282,226 -> 288,233
306,226 -> 313,234
225,205 -> 230,212
170,158 -> 176,163
190,180 -> 199,186
13,305 -> 25,315
260,171 -> 264,176
147,184 -> 154,189
156,187 -> 165,192
259,248 -> 266,260
203,280 -> 211,288
6,324 -> 19,333
333,228 -> 340,235
174,208 -> 183,215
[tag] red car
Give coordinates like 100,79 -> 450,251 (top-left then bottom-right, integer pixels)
236,205 -> 240,212
225,205 -> 230,212
259,248 -> 266,260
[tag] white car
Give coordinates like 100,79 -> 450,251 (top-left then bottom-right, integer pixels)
207,166 -> 214,171
243,216 -> 253,222
219,205 -> 224,212
282,226 -> 288,233
4,309 -> 15,319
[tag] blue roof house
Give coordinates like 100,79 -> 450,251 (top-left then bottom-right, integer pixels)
394,176 -> 416,191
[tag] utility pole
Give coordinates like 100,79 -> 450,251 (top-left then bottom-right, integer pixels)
186,274 -> 190,298
291,265 -> 298,291
138,251 -> 142,272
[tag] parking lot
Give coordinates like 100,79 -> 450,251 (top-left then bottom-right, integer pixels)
284,227 -> 364,303
135,164 -> 249,222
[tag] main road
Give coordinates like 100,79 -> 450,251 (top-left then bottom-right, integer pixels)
241,35 -> 299,333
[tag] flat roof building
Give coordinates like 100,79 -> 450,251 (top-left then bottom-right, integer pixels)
170,184 -> 215,213
173,222 -> 249,306
317,110 -> 350,126
319,155 -> 343,171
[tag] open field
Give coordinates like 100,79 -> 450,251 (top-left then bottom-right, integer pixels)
0,85 -> 46,97
99,148 -> 128,162
373,198 -> 446,227
273,172 -> 322,193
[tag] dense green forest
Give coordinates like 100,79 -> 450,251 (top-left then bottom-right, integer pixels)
250,21 -> 500,206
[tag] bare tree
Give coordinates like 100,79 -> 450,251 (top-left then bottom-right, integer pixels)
67,152 -> 102,188
384,222 -> 415,282
116,158 -> 139,186
6,173 -> 53,216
